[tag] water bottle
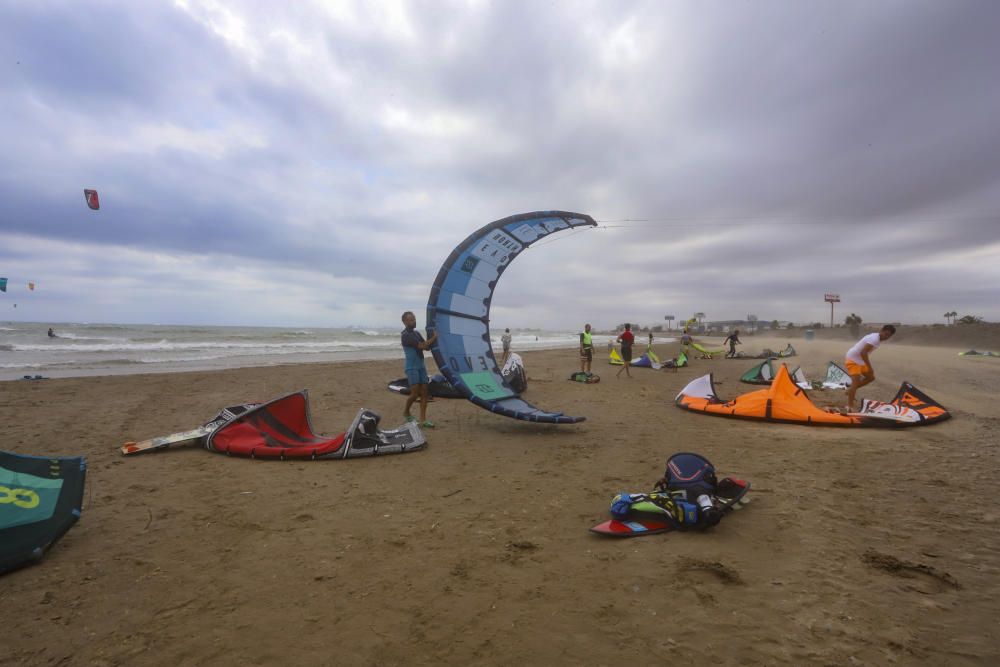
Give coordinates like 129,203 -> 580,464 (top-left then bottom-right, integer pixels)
696,494 -> 722,527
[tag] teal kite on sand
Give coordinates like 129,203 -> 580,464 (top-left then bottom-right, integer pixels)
1,450 -> 86,575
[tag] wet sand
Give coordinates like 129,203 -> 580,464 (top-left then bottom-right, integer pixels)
2,334 -> 998,665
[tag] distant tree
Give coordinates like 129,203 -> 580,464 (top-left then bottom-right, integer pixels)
957,315 -> 983,325
845,313 -> 862,338
771,320 -> 779,329
946,310 -> 958,325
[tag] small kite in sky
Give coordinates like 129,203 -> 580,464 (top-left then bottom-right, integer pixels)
84,189 -> 100,210
28,282 -> 35,291
0,277 -> 7,292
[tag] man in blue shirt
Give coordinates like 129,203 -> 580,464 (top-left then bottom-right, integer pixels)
401,311 -> 439,428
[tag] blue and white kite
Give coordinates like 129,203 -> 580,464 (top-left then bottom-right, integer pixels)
427,211 -> 596,424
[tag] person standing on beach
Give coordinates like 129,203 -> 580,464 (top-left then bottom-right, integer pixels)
844,324 -> 896,411
723,329 -> 741,358
501,328 -> 512,365
579,323 -> 594,374
401,311 -> 438,428
648,331 -> 654,347
680,328 -> 693,357
616,323 -> 635,378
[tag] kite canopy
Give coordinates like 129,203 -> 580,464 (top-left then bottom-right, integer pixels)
632,347 -> 662,369
83,189 -> 100,210
790,367 -> 811,389
821,362 -> 853,389
387,374 -> 464,399
691,342 -> 725,357
205,391 -> 426,459
427,211 -> 596,424
501,353 -> 528,393
675,365 -> 950,427
740,360 -> 775,385
740,360 -> 809,388
609,348 -> 624,365
728,349 -> 778,360
959,350 -> 999,357
1,451 -> 86,575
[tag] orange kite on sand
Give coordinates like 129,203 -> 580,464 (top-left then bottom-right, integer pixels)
675,364 -> 949,427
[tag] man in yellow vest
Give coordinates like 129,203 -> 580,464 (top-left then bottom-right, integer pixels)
579,323 -> 594,374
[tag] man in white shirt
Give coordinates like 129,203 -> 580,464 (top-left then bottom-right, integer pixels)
845,324 -> 896,411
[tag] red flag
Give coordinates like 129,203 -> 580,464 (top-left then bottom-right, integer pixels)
84,189 -> 100,210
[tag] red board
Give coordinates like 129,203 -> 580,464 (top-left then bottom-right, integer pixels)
590,519 -> 675,537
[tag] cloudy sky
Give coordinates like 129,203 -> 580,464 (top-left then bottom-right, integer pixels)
1,0 -> 998,330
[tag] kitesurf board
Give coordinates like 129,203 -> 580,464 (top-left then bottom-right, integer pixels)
121,402 -> 261,456
591,480 -> 751,538
121,426 -> 213,456
590,519 -> 675,537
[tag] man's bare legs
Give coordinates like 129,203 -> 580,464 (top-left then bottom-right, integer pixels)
846,373 -> 874,411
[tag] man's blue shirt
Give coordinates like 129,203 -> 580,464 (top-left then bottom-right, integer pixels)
401,327 -> 426,370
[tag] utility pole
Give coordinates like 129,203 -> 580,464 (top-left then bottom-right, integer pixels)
664,315 -> 674,331
824,294 -> 840,328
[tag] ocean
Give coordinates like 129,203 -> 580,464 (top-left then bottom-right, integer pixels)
0,322 -> 595,381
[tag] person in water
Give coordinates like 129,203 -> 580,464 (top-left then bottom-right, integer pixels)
47,327 -> 55,338
616,323 -> 635,378
844,324 -> 896,411
400,311 -> 438,428
723,329 -> 741,358
501,328 -> 512,365
579,323 -> 594,374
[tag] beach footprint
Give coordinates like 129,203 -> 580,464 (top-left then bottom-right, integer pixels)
861,548 -> 961,593
675,557 -> 744,585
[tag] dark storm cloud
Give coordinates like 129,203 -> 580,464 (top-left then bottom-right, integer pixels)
0,0 -> 997,326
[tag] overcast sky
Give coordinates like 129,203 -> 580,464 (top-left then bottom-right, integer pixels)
1,0 -> 998,330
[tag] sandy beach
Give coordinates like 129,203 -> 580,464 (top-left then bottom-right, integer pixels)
2,332 -> 999,666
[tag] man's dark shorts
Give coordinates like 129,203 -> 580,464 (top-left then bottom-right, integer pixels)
580,347 -> 593,362
621,347 -> 632,362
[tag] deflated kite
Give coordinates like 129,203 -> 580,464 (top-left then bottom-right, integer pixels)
690,342 -> 726,358
1,451 -> 86,575
122,392 -> 426,459
676,365 -> 949,427
631,347 -> 662,369
205,392 -> 426,459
